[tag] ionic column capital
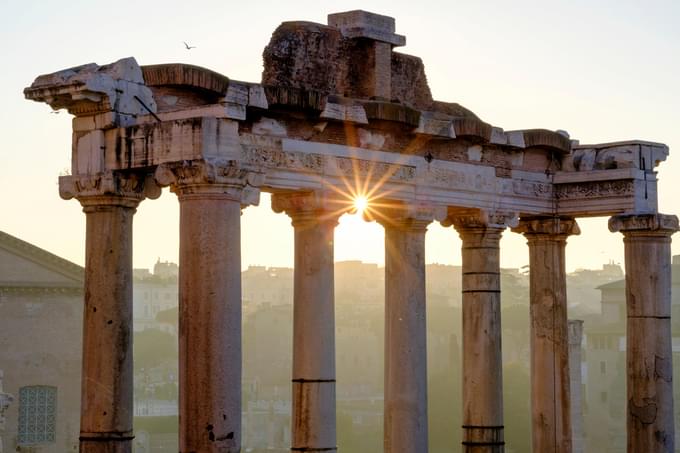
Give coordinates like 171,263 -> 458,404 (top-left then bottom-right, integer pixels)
155,159 -> 264,205
370,200 -> 446,231
442,208 -> 518,231
608,213 -> 679,237
59,171 -> 160,210
512,216 -> 580,240
271,191 -> 347,227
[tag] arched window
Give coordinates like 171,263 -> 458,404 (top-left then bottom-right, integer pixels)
17,386 -> 57,445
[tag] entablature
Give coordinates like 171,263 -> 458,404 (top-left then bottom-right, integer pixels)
24,11 -> 670,220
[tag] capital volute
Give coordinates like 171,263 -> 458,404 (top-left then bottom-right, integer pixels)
512,216 -> 580,239
271,191 -> 347,227
59,171 -> 160,209
368,200 -> 447,231
608,213 -> 679,237
442,208 -> 519,231
155,159 -> 264,205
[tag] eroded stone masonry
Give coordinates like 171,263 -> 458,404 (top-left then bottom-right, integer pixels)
24,10 -> 677,453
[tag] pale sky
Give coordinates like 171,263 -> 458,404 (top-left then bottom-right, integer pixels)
1,0 -> 679,272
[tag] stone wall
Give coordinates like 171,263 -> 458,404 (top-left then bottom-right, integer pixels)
0,291 -> 82,452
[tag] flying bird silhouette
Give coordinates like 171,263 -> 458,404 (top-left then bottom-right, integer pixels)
50,110 -> 60,114
183,41 -> 196,50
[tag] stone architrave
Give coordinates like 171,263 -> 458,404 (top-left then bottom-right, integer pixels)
568,320 -> 584,453
155,159 -> 262,453
609,214 -> 679,453
272,191 -> 348,453
60,171 -> 159,453
444,209 -> 518,453
512,216 -> 580,453
374,201 -> 445,453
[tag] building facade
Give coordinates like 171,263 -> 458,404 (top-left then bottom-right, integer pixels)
0,231 -> 83,452
582,255 -> 680,452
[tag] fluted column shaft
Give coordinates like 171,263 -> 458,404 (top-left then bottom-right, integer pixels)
59,172 -> 156,453
272,192 -> 339,453
455,225 -> 505,452
514,217 -> 578,453
383,216 -> 429,453
610,214 -> 678,453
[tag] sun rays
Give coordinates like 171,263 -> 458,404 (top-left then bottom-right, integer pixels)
312,133 -> 428,229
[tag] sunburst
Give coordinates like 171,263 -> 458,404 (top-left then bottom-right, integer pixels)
297,120 -> 433,228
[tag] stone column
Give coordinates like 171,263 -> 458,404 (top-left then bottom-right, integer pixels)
272,192 -> 342,453
376,202 -> 443,453
609,214 -> 679,453
445,211 -> 516,453
568,320 -> 584,453
513,217 -> 579,453
156,160 -> 262,453
60,172 -> 159,453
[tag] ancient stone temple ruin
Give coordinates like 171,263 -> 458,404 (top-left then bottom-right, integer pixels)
24,10 -> 677,453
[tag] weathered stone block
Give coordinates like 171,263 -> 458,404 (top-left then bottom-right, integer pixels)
327,10 -> 405,46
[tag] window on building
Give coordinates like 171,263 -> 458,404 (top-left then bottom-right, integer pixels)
17,386 -> 57,445
600,361 -> 606,374
600,391 -> 608,403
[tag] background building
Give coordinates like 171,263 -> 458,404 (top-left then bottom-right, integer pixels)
581,255 -> 680,452
0,231 -> 83,452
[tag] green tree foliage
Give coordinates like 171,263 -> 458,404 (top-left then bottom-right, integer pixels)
503,362 -> 531,452
134,328 -> 177,372
337,410 -> 382,453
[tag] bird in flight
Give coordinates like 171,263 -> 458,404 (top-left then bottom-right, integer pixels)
183,41 -> 196,50
50,110 -> 60,114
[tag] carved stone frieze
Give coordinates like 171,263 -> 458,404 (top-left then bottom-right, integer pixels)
59,171 -> 160,208
333,157 -> 415,181
608,213 -> 679,234
512,217 -> 581,238
555,180 -> 635,199
243,146 -> 324,172
425,167 -> 553,199
155,159 -> 264,205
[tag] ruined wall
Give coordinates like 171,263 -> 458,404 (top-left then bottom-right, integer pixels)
262,22 -> 351,97
390,52 -> 432,109
262,21 -> 435,111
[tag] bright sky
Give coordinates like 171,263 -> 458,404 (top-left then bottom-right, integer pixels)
1,0 -> 679,272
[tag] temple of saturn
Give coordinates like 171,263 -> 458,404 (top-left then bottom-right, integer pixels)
23,10 -> 678,453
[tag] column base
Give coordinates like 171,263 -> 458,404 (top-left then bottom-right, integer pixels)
80,433 -> 133,453
462,425 -> 504,452
291,448 -> 338,452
